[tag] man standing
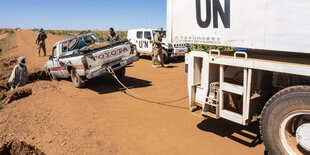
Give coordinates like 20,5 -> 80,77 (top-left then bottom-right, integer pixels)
151,27 -> 165,68
107,28 -> 119,42
8,57 -> 29,90
35,28 -> 47,56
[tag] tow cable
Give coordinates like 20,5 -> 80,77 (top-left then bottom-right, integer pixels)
106,67 -> 189,110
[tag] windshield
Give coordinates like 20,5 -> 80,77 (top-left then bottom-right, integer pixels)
69,35 -> 96,51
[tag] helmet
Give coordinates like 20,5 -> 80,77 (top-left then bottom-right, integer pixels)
39,28 -> 44,32
18,56 -> 26,65
158,27 -> 164,31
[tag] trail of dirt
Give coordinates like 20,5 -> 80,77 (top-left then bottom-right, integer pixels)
0,30 -> 265,154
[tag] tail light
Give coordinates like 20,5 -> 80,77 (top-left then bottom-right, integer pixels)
81,57 -> 89,69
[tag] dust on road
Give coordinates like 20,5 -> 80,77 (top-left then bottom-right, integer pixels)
0,30 -> 265,154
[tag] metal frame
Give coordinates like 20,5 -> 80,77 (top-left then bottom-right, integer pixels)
186,50 -> 310,125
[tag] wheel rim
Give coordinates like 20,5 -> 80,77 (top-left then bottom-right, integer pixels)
280,110 -> 310,154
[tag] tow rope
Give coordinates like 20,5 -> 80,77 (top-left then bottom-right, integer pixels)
106,67 -> 189,110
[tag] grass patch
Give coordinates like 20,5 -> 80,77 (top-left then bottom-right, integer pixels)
190,44 -> 236,53
0,28 -> 15,35
0,101 -> 4,110
0,33 -> 17,55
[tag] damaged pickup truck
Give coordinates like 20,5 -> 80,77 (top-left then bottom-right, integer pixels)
45,32 -> 139,88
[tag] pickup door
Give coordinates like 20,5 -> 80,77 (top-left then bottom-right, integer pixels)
85,43 -> 132,73
47,46 -> 67,78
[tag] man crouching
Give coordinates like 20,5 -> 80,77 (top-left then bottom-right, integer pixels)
8,57 -> 29,90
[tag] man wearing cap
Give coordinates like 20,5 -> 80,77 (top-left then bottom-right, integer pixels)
107,28 -> 119,43
151,27 -> 165,68
35,28 -> 47,56
8,57 -> 29,90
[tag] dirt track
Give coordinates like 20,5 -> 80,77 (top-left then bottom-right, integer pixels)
0,30 -> 265,154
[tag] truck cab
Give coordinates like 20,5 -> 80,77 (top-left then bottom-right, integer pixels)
127,28 -> 189,63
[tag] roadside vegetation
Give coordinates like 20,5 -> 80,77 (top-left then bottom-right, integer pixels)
0,28 -> 16,35
31,29 -> 127,42
30,29 -> 234,52
0,101 -> 3,110
0,29 -> 17,56
190,44 -> 236,52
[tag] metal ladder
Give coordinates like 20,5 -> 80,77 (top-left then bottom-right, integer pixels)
218,52 -> 252,125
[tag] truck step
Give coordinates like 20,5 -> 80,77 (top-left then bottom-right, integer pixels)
202,111 -> 219,119
221,82 -> 244,95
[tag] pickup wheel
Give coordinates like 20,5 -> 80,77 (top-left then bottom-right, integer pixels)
260,86 -> 310,155
115,67 -> 126,79
71,69 -> 85,88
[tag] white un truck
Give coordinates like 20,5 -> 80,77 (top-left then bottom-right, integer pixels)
127,29 -> 189,63
45,33 -> 139,88
167,0 -> 310,154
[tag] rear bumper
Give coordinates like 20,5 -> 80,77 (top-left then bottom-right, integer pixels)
86,56 -> 139,79
170,48 -> 188,57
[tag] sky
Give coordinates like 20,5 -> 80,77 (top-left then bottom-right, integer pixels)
0,0 -> 166,31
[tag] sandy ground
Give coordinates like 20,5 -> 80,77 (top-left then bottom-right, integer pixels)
0,30 -> 265,154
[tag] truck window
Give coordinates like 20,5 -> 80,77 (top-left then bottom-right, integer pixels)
137,31 -> 142,39
62,41 -> 69,55
162,31 -> 166,38
144,31 -> 152,40
68,38 -> 79,51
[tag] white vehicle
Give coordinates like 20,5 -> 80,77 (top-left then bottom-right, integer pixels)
45,33 -> 139,88
127,28 -> 189,63
167,0 -> 310,154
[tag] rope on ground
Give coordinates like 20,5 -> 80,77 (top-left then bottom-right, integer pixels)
106,67 -> 189,110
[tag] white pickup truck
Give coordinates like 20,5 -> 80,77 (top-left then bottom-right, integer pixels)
127,29 -> 189,63
45,33 -> 139,88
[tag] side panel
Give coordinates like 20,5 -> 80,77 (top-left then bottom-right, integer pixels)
167,0 -> 310,53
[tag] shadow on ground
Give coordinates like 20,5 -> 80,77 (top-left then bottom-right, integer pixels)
85,75 -> 152,94
197,118 -> 262,147
139,55 -> 185,64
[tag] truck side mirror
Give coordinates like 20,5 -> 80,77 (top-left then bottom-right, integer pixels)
49,55 -> 53,60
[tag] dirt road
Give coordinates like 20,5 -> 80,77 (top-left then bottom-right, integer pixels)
0,30 -> 265,154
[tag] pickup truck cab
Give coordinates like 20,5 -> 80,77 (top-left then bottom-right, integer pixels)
127,29 -> 189,63
45,33 -> 139,88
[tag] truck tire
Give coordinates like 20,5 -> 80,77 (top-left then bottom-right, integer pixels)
158,49 -> 169,64
71,69 -> 85,88
115,67 -> 126,79
260,85 -> 310,155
